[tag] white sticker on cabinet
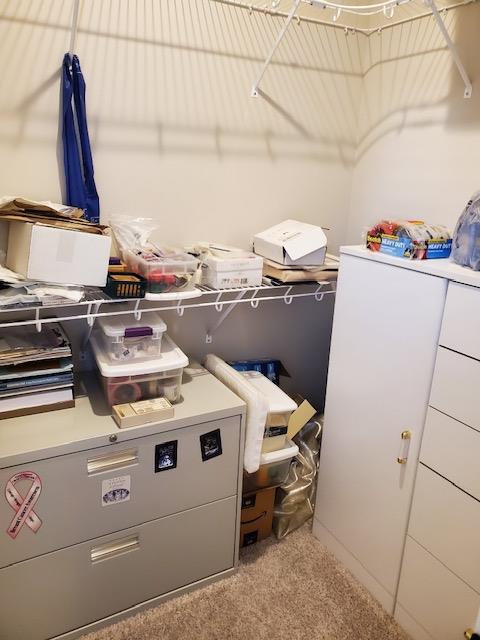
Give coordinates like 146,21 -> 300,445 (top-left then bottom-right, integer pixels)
101,475 -> 131,507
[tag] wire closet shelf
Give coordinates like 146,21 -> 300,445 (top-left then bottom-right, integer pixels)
0,281 -> 336,343
219,0 -> 474,98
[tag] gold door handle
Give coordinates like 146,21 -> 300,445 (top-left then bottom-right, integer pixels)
397,430 -> 412,464
465,629 -> 480,640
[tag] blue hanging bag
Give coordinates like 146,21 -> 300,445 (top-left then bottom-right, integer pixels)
61,53 -> 100,223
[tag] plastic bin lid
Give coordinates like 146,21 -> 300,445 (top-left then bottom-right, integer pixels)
259,439 -> 299,465
97,312 -> 167,338
241,371 -> 297,414
91,333 -> 188,377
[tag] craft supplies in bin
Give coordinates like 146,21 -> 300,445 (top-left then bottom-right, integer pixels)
91,333 -> 188,407
96,313 -> 167,362
123,249 -> 198,295
243,440 -> 299,493
104,273 -> 147,299
366,220 -> 452,259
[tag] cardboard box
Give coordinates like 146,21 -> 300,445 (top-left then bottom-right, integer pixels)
253,220 -> 327,266
6,222 -> 111,286
240,486 -> 276,547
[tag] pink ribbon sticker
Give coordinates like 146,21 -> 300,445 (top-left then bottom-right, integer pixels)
5,471 -> 42,539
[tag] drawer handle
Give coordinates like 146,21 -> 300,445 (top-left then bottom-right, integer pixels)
87,449 -> 138,475
397,430 -> 412,464
91,535 -> 139,563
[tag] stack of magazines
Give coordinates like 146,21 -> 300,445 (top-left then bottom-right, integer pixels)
0,323 -> 74,419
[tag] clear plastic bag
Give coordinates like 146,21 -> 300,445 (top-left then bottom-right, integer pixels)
452,192 -> 480,271
272,417 -> 322,539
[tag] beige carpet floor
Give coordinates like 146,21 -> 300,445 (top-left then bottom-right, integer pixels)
82,524 -> 410,640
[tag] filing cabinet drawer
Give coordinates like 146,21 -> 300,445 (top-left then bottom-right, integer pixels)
396,537 -> 479,640
421,407 -> 480,501
409,465 -> 480,593
440,282 -> 480,360
0,496 -> 236,640
0,416 -> 240,568
430,347 -> 480,431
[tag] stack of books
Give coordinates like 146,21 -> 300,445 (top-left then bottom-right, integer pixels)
0,323 -> 74,419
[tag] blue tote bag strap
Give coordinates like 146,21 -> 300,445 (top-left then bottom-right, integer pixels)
62,53 -> 85,213
71,55 -> 100,223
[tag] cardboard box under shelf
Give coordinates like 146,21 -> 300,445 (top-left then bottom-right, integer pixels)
240,486 -> 276,547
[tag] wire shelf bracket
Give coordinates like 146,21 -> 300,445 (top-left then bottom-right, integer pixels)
250,0 -> 472,98
425,0 -> 472,98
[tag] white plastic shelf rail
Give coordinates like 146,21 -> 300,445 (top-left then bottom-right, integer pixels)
0,280 -> 336,343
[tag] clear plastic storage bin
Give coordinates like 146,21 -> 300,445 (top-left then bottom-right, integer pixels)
97,313 -> 167,363
91,333 -> 188,407
122,248 -> 199,294
243,440 -> 299,492
241,371 -> 297,427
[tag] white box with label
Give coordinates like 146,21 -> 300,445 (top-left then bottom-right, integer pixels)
253,219 -> 327,266
6,221 -> 111,286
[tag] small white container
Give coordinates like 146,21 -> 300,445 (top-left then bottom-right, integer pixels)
243,439 -> 299,492
241,371 -> 297,427
202,245 -> 263,289
91,334 -> 188,407
97,313 -> 167,363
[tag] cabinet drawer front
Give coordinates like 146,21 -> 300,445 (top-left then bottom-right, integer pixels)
0,497 -> 236,640
0,416 -> 240,568
409,465 -> 480,592
430,347 -> 480,431
396,537 -> 479,640
421,407 -> 480,500
440,282 -> 480,360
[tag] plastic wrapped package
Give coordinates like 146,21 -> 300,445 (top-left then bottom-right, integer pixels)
452,192 -> 480,270
366,220 -> 452,259
273,417 -> 323,540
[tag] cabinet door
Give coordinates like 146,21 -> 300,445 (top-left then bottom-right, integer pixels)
313,254 -> 447,603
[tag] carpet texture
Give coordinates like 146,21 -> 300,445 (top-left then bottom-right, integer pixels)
82,524 -> 410,640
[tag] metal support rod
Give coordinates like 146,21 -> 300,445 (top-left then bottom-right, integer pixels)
425,0 -> 472,98
68,0 -> 80,56
251,0 -> 302,97
206,291 -> 248,343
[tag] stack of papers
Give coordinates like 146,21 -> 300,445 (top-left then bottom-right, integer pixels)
0,324 -> 74,419
262,254 -> 339,284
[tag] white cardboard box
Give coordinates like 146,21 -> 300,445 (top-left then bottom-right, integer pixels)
253,219 -> 327,266
203,245 -> 263,289
6,222 -> 111,286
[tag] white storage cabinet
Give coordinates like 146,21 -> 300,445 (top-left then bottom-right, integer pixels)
0,368 -> 245,640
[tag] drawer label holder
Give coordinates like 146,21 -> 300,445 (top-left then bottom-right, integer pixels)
5,471 -> 43,539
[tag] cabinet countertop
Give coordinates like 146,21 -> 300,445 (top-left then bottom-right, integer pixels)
0,366 -> 245,468
341,245 -> 480,288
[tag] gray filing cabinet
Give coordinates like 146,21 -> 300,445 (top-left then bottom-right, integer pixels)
0,366 -> 245,640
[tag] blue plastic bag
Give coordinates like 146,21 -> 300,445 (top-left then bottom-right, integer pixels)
452,192 -> 480,271
61,53 -> 100,223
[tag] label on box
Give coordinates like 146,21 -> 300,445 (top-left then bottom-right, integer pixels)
426,239 -> 452,259
379,236 -> 413,258
102,476 -> 131,506
264,426 -> 288,438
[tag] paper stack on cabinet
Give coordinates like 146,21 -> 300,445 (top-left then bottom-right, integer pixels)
0,323 -> 74,419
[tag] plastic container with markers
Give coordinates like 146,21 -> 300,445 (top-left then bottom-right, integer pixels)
90,333 -> 188,407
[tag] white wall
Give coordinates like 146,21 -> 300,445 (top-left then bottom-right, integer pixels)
0,0 -> 362,251
0,0 -> 362,409
347,4 -> 480,241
